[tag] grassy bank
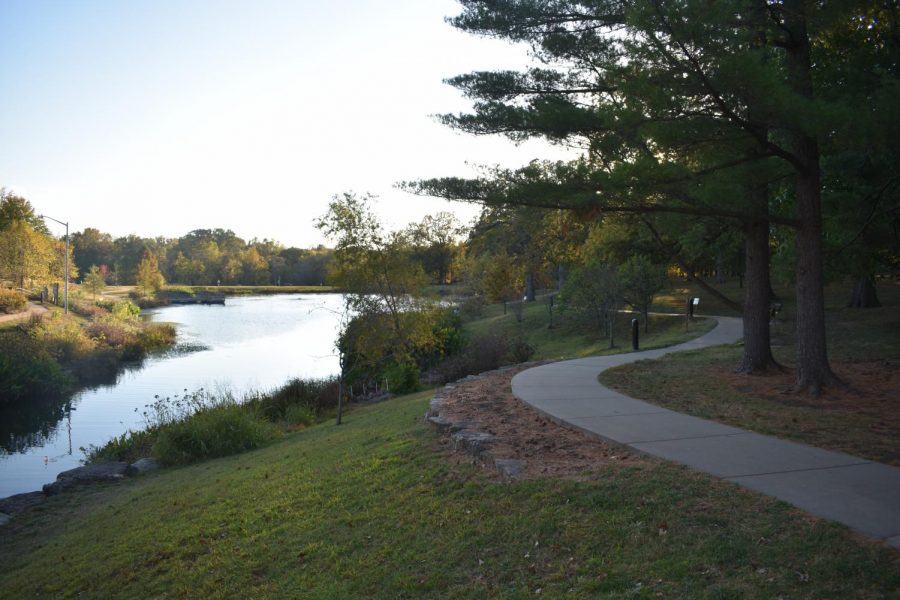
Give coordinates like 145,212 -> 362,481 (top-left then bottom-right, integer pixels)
0,391 -> 897,598
463,297 -> 715,362
601,280 -> 900,465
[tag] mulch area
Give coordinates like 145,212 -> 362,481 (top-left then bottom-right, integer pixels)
719,359 -> 900,416
433,366 -> 642,480
715,359 -> 900,464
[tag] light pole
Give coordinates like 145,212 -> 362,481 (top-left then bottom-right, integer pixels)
39,214 -> 69,314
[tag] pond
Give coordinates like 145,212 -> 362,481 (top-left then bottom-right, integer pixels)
0,293 -> 343,498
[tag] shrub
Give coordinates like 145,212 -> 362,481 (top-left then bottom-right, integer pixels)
28,312 -> 96,362
85,315 -> 137,347
83,428 -> 156,464
430,308 -> 465,360
283,403 -> 317,427
0,288 -> 27,314
506,336 -> 535,363
84,313 -> 173,358
431,332 -> 534,384
384,360 -> 420,394
111,300 -> 141,320
152,404 -> 275,465
69,299 -> 107,319
465,332 -> 508,372
251,376 -> 339,421
136,323 -> 177,352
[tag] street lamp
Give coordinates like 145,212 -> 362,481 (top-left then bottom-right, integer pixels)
39,214 -> 69,314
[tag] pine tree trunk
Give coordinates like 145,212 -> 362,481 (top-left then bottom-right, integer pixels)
784,0 -> 839,394
736,1 -> 779,375
736,214 -> 779,373
794,185 -> 837,393
848,276 -> 881,308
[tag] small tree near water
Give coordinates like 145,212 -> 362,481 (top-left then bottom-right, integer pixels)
83,265 -> 106,300
316,192 -> 444,409
136,251 -> 165,297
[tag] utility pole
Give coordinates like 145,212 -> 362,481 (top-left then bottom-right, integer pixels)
39,214 -> 69,314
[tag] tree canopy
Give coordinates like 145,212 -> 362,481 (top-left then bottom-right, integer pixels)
408,0 -> 899,393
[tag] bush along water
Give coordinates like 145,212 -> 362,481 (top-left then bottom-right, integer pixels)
0,333 -> 74,402
427,331 -> 535,384
1,298 -> 176,403
338,307 -> 466,396
86,377 -> 340,466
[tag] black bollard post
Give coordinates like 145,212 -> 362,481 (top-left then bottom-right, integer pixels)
631,318 -> 639,351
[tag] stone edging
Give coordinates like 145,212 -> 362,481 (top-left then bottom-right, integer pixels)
0,458 -> 161,526
425,364 -> 544,480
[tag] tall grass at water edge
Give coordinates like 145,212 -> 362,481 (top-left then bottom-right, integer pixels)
85,376 -> 340,466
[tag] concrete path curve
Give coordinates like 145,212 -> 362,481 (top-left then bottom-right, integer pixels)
511,316 -> 900,548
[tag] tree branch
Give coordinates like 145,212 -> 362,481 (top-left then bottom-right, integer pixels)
640,216 -> 744,313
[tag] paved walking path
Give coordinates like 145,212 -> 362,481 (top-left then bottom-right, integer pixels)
511,316 -> 900,548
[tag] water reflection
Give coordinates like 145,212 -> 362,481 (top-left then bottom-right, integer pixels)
0,400 -> 69,456
0,293 -> 342,497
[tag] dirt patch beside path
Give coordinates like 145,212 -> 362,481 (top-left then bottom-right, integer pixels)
433,366 -> 642,480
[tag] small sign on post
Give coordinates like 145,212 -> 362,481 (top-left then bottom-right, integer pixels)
631,318 -> 639,351
688,296 -> 699,320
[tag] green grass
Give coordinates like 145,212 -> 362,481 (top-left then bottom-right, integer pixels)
652,276 -> 900,320
464,298 -> 715,361
0,391 -> 897,598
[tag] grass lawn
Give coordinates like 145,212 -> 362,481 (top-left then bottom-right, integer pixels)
601,279 -> 900,465
464,298 -> 715,362
1,391 -> 897,599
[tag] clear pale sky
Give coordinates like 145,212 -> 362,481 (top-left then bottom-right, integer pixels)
0,0 -> 567,247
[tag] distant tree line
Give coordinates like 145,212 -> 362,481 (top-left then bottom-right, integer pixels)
69,227 -> 333,287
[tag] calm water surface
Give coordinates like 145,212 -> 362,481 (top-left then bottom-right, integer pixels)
0,294 -> 342,498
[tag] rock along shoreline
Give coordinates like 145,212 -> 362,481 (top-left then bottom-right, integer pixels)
0,458 -> 162,526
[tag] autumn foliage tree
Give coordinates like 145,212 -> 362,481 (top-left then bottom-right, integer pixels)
136,252 -> 166,297
316,193 -> 449,398
0,191 -> 69,288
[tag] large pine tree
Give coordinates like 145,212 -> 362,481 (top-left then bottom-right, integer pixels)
411,0 -> 897,392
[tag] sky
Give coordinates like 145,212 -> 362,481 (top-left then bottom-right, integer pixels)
0,0 -> 570,247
